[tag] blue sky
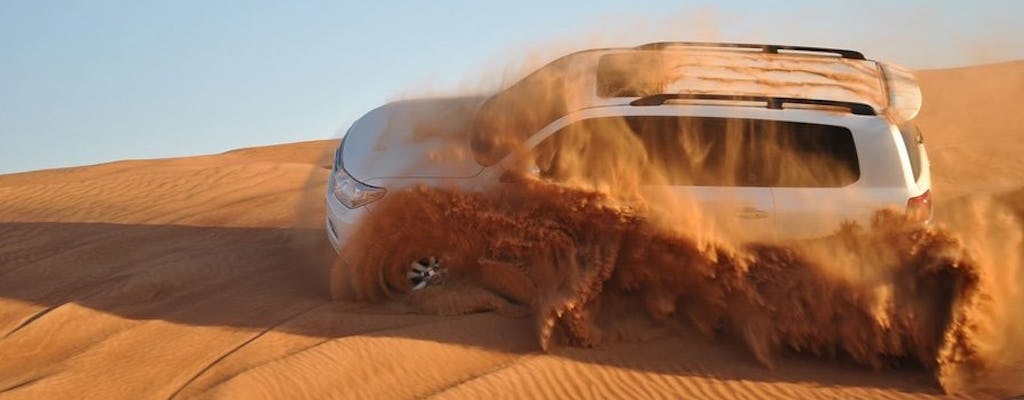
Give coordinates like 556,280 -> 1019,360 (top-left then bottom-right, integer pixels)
1,0 -> 1021,174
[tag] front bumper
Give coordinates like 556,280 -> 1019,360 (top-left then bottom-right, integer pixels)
324,192 -> 369,254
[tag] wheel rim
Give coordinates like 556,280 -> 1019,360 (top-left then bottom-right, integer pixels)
408,256 -> 444,290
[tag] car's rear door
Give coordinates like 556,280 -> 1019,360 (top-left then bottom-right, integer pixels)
765,120 -> 873,238
772,121 -> 924,238
660,186 -> 775,240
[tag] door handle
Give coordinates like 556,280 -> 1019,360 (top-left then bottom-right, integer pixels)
736,206 -> 769,219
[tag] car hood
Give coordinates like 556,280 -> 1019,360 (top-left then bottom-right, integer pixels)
341,96 -> 488,183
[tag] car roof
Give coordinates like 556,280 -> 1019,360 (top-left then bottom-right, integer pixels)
604,50 -> 882,106
470,42 -> 922,165
568,43 -> 918,113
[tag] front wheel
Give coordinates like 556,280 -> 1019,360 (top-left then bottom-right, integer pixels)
408,256 -> 445,290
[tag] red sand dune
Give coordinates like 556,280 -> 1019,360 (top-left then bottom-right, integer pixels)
1,61 -> 1022,399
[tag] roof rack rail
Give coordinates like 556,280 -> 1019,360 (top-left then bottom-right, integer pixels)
629,93 -> 877,116
635,41 -> 866,60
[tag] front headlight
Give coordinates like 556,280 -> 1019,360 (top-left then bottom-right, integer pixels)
331,165 -> 386,209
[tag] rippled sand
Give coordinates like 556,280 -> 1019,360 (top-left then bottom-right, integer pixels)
1,61 -> 1022,399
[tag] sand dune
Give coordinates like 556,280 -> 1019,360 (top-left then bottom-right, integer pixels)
1,60 -> 1022,399
916,60 -> 1024,202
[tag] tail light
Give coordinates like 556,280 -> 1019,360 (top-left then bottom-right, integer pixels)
906,190 -> 932,223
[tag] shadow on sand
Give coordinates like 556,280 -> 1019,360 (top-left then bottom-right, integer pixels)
0,221 -> 945,396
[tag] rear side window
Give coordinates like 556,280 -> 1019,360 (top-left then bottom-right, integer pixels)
531,116 -> 860,187
898,123 -> 924,181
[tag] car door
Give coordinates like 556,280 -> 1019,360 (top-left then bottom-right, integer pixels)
772,187 -> 861,238
659,186 -> 775,240
762,119 -> 868,238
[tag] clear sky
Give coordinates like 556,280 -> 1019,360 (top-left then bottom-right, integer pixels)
1,0 -> 1021,174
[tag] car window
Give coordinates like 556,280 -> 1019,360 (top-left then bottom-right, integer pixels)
898,123 -> 924,181
472,57 -> 572,166
531,116 -> 860,187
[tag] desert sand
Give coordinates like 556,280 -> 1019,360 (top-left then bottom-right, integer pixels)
1,60 -> 1022,399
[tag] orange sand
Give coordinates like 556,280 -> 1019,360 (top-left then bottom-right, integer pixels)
1,61 -> 1022,399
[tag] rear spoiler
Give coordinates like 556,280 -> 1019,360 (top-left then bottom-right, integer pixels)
878,62 -> 922,123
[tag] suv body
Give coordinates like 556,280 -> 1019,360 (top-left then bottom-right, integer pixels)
325,42 -> 931,253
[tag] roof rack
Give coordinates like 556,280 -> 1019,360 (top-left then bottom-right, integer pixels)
629,93 -> 877,116
635,41 -> 866,60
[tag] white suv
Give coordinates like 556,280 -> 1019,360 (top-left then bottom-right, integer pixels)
326,42 -> 932,264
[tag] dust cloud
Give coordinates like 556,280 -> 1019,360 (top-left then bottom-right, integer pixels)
332,180 -> 1023,395
328,47 -> 1024,396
